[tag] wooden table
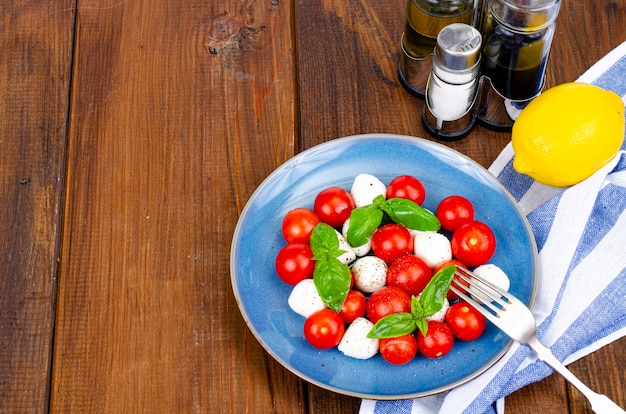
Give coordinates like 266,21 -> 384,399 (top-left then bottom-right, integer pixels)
1,0 -> 624,412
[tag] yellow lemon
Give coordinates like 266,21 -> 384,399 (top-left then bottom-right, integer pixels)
511,82 -> 624,187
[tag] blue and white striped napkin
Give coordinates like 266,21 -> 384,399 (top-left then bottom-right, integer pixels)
361,40 -> 626,414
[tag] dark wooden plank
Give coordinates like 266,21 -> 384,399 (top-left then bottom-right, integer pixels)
0,1 -> 75,412
567,339 -> 625,414
50,0 -> 301,412
294,0 -> 625,412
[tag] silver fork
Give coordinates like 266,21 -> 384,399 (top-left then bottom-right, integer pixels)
449,267 -> 625,414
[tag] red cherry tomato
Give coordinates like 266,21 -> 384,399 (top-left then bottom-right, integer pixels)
446,301 -> 487,341
367,286 -> 411,324
371,223 -> 414,265
433,259 -> 469,301
416,320 -> 454,359
281,208 -> 321,244
386,254 -> 433,297
313,187 -> 355,227
450,221 -> 496,267
436,195 -> 475,232
303,309 -> 345,350
339,290 -> 367,324
379,334 -> 418,365
275,243 -> 315,285
386,175 -> 426,205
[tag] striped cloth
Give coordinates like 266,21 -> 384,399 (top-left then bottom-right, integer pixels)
361,40 -> 626,414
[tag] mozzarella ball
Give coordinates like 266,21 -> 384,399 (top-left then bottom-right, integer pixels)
350,173 -> 387,207
352,256 -> 387,293
288,279 -> 325,317
335,230 -> 357,265
426,298 -> 449,322
341,218 -> 372,256
337,317 -> 379,359
470,264 -> 511,303
413,231 -> 452,268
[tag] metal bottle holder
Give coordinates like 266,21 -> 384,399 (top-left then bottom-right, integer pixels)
473,74 -> 545,132
398,36 -> 432,98
398,0 -> 561,139
422,24 -> 482,141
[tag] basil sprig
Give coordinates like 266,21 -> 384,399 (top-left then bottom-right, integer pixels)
367,266 -> 456,339
310,223 -> 352,313
346,195 -> 440,247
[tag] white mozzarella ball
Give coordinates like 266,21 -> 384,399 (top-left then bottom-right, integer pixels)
335,230 -> 357,265
350,173 -> 387,207
426,298 -> 449,322
341,218 -> 372,257
413,231 -> 452,268
470,264 -> 511,303
337,317 -> 379,360
287,279 -> 325,318
352,256 -> 387,293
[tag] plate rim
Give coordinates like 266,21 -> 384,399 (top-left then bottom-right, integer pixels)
230,133 -> 539,399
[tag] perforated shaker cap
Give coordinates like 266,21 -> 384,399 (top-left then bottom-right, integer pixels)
434,23 -> 482,72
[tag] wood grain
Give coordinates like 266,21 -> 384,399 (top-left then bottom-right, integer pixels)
50,0 -> 299,412
0,1 -> 75,412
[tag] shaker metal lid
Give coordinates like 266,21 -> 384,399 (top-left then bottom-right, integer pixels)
434,23 -> 482,71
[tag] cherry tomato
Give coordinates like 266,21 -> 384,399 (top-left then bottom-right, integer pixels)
339,290 -> 367,324
379,334 -> 418,365
416,320 -> 454,359
445,301 -> 486,341
386,254 -> 433,297
303,309 -> 345,350
371,223 -> 414,265
281,208 -> 321,244
386,175 -> 426,206
313,187 -> 355,227
367,286 -> 411,324
275,243 -> 315,285
450,221 -> 496,267
436,195 -> 475,232
433,259 -> 469,301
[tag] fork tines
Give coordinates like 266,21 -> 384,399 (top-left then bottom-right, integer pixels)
449,267 -> 511,318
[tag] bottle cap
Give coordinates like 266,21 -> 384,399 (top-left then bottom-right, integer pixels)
434,23 -> 482,72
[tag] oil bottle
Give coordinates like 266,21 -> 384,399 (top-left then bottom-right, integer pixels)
398,0 -> 479,97
475,0 -> 561,130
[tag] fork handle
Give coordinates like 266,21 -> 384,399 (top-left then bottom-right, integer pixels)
526,336 -> 625,414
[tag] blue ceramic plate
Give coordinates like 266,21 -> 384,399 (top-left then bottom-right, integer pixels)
231,134 -> 539,399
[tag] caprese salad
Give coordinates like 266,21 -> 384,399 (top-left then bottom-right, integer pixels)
275,173 -> 510,365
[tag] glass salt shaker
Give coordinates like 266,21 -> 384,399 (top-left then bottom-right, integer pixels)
475,0 -> 561,130
422,23 -> 482,140
398,0 -> 478,97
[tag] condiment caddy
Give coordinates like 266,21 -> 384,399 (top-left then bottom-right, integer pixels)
398,0 -> 561,140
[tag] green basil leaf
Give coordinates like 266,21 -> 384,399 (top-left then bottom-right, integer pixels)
346,204 -> 383,247
382,198 -> 441,231
366,312 -> 416,339
419,265 -> 456,317
371,194 -> 387,206
411,295 -> 424,319
313,257 -> 351,312
415,317 -> 429,336
410,295 -> 430,335
310,223 -> 340,259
